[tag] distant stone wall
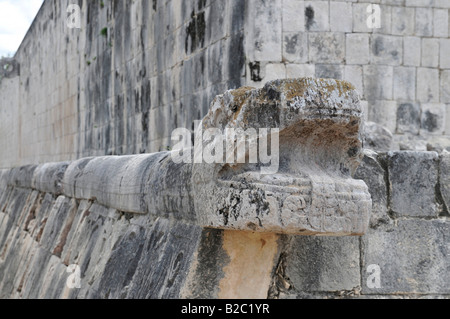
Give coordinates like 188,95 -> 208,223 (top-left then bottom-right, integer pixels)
1,0 -> 450,168
0,150 -> 448,298
243,0 -> 450,151
0,0 -> 246,168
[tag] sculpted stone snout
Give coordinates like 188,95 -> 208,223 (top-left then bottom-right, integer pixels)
192,78 -> 372,235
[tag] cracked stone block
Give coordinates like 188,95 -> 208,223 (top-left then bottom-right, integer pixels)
396,102 -> 421,134
388,151 -> 439,217
362,220 -> 450,295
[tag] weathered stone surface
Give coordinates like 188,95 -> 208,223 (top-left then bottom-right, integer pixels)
421,103 -> 446,135
362,220 -> 450,294
396,103 -> 421,134
309,33 -> 345,64
31,162 -> 69,195
195,78 -> 371,235
346,33 -> 370,65
439,151 -> 450,213
388,151 -> 439,217
61,78 -> 372,236
363,122 -> 393,152
354,150 -> 391,228
370,35 -> 403,66
281,236 -> 361,293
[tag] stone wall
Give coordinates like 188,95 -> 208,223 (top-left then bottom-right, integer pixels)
1,0 -> 450,168
243,0 -> 450,152
0,150 -> 448,298
0,0 -> 246,168
0,0 -> 449,300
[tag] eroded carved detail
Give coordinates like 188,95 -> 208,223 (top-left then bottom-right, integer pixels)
59,78 -> 371,236
192,78 -> 372,235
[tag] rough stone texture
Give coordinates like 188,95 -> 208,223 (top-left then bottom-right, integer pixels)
1,0 -> 450,168
388,151 -> 439,218
396,102 -> 421,134
363,122 -> 393,152
194,78 -> 371,235
279,236 -> 361,294
354,150 -> 390,229
0,0 -> 450,301
362,220 -> 450,295
440,151 -> 450,213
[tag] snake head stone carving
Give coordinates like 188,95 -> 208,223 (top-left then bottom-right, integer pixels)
192,78 -> 372,235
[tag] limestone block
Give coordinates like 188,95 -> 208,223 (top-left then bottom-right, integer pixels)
388,151 -> 439,217
286,64 -> 315,79
393,66 -> 416,101
315,64 -> 343,80
417,68 -> 440,103
282,236 -> 360,292
363,65 -> 393,100
421,38 -> 439,68
246,0 -> 282,62
344,66 -> 364,98
7,165 -> 37,189
441,70 -> 450,103
309,32 -> 345,64
363,122 -> 393,152
434,8 -> 449,38
362,220 -> 450,294
415,8 -> 433,37
330,2 -> 352,32
282,0 -> 305,32
440,151 -> 450,212
403,36 -> 421,67
435,0 -> 450,8
304,1 -> 330,31
354,150 -> 390,228
440,39 -> 450,69
31,162 -> 70,195
421,103 -> 446,135
396,102 -> 421,134
370,34 -> 403,66
346,33 -> 370,65
391,7 -> 415,36
282,32 -> 308,63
